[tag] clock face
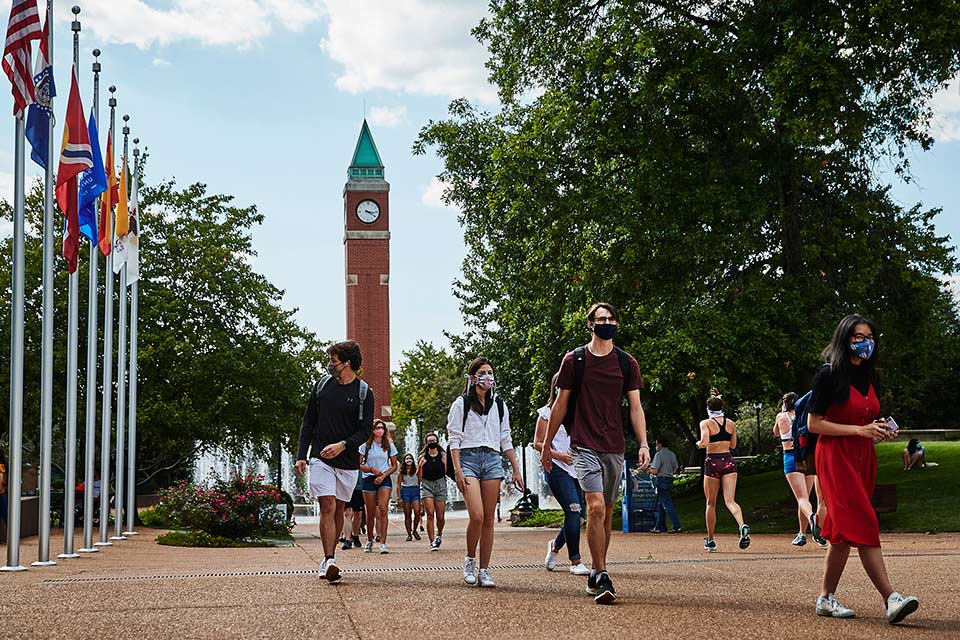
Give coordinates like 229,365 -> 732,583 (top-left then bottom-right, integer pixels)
356,199 -> 380,224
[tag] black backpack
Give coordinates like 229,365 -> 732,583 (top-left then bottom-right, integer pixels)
562,345 -> 632,434
790,390 -> 815,462
446,394 -> 505,480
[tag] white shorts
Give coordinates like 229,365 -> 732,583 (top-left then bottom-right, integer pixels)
309,459 -> 359,502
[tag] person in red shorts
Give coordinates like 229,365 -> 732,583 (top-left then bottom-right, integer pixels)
808,314 -> 919,624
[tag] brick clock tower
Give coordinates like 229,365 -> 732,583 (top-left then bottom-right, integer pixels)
343,120 -> 392,426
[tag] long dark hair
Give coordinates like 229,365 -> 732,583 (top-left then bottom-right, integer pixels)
400,454 -> 417,476
822,314 -> 879,401
363,419 -> 392,452
546,371 -> 560,408
781,392 -> 799,411
907,438 -> 920,455
461,356 -> 495,416
419,432 -> 441,459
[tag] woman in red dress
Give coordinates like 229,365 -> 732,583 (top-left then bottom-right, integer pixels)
808,314 -> 919,624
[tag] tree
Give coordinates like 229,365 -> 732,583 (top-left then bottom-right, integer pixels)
390,341 -> 465,454
415,0 -> 960,459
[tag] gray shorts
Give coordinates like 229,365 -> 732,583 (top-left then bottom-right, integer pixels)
420,477 -> 448,502
572,447 -> 624,505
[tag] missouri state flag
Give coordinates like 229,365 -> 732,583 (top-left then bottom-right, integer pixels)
55,66 -> 93,274
25,7 -> 54,168
97,131 -> 118,255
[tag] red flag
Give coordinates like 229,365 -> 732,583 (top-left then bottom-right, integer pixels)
55,67 -> 93,273
2,0 -> 41,119
98,131 -> 118,255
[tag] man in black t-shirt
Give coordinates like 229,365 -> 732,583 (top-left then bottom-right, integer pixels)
295,340 -> 374,583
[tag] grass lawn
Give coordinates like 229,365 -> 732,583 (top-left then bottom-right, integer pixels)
667,441 -> 959,535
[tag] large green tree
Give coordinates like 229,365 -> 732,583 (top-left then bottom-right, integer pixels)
416,0 -> 960,459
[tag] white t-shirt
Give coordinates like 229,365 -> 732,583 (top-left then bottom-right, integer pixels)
537,405 -> 575,478
358,441 -> 397,477
446,396 -> 514,452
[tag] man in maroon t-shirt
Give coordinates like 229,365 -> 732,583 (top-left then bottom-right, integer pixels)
541,302 -> 650,604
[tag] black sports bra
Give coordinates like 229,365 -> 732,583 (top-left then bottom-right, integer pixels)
708,417 -> 733,443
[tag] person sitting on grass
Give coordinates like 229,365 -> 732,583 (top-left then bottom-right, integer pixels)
902,438 -> 926,471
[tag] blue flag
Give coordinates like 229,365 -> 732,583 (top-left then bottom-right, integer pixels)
78,109 -> 108,243
25,14 -> 55,169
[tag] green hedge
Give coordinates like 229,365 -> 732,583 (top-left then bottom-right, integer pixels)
156,530 -> 272,547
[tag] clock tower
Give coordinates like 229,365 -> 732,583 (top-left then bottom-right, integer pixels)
344,120 -> 392,424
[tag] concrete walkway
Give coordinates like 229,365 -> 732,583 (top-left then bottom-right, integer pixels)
1,521 -> 958,639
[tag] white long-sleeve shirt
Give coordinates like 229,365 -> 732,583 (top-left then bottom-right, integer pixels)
446,395 -> 514,452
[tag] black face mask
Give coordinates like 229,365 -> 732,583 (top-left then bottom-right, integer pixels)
427,442 -> 438,450
592,323 -> 617,341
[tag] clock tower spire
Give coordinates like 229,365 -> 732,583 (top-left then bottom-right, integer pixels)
344,120 -> 392,425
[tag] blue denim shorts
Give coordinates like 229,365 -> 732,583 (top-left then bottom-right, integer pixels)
400,486 -> 421,502
458,446 -> 505,482
362,474 -> 392,493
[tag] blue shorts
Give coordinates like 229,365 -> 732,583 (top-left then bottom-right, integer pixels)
400,486 -> 420,502
783,450 -> 797,475
458,446 -> 505,482
362,474 -> 393,493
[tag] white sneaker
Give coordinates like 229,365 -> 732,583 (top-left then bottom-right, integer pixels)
816,594 -> 855,618
318,558 -> 329,579
545,540 -> 558,571
324,558 -> 341,583
463,557 -> 478,585
364,540 -> 373,553
379,544 -> 389,554
478,568 -> 496,588
569,562 -> 591,576
886,592 -> 919,624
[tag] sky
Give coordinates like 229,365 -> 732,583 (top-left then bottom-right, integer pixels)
1,0 -> 958,371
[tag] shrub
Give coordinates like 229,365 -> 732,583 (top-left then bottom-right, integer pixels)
156,530 -> 271,548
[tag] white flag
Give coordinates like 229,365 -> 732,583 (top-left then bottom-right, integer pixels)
127,160 -> 139,285
112,154 -> 129,273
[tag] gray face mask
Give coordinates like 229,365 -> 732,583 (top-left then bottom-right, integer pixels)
327,362 -> 343,378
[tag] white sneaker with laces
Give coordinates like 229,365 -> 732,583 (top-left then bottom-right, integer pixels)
324,558 -> 341,582
569,562 -> 591,576
463,557 -> 478,585
545,540 -> 558,571
379,544 -> 389,554
886,592 -> 919,624
318,558 -> 330,579
816,594 -> 855,618
478,568 -> 496,588
364,540 -> 373,553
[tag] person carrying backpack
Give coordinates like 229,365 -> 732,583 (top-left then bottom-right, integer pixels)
776,391 -> 827,548
447,356 -> 524,589
541,302 -> 650,604
295,340 -> 374,584
359,419 -> 398,554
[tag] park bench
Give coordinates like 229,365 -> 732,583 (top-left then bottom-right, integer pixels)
871,483 -> 898,514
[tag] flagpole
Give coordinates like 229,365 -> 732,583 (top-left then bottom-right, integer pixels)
112,114 -> 130,541
97,85 -> 117,547
123,139 -> 140,536
78,47 -> 102,554
32,0 -> 58,569
59,4 -> 82,560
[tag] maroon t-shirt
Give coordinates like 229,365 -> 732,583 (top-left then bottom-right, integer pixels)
557,346 -> 643,454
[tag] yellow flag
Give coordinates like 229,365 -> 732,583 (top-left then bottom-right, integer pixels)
113,154 -> 130,272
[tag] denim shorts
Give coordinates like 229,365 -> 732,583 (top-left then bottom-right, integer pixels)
362,474 -> 393,493
400,486 -> 421,502
783,449 -> 797,475
457,446 -> 505,482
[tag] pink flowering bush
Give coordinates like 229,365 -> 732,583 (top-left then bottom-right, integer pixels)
151,472 -> 292,540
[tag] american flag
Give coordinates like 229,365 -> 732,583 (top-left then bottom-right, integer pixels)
3,0 -> 41,120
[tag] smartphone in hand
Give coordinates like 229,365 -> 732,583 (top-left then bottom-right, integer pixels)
886,416 -> 900,436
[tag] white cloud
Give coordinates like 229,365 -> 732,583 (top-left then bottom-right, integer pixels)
421,176 -> 457,211
72,0 -> 326,49
152,58 -> 172,67
367,105 -> 407,128
320,0 -> 497,103
930,74 -> 960,143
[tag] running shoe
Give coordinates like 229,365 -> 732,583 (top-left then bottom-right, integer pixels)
318,558 -> 330,579
433,534 -> 443,549
406,534 -> 413,542
816,594 -> 855,618
412,530 -> 421,541
364,540 -> 373,553
351,535 -> 362,548
791,533 -> 807,547
324,558 -> 341,583
463,557 -> 478,586
738,524 -> 751,549
585,570 -> 598,595
570,563 -> 591,576
886,592 -> 919,624
379,544 -> 389,554
478,568 -> 496,588
594,572 -> 617,604
809,513 -> 826,546
429,539 -> 439,552
341,539 -> 352,551
545,540 -> 558,571
703,538 -> 717,552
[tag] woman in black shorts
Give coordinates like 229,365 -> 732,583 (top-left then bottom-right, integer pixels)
341,474 -> 364,550
695,389 -> 750,552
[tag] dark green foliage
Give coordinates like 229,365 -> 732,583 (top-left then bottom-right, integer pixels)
155,530 -> 271,548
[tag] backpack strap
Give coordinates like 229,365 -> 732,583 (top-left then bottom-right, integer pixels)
615,347 -> 631,396
358,379 -> 369,424
460,393 -> 506,430
563,347 -> 588,433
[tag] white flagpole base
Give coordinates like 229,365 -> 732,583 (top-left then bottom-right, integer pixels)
56,553 -> 81,559
0,565 -> 28,572
78,547 -> 100,553
93,541 -> 113,547
121,531 -> 138,536
30,560 -> 57,567
109,535 -> 127,541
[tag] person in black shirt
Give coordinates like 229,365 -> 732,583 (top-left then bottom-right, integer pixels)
418,432 -> 448,551
295,340 -> 374,583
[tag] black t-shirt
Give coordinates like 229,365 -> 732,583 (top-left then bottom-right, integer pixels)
296,377 -> 375,470
808,364 -> 875,417
421,449 -> 445,481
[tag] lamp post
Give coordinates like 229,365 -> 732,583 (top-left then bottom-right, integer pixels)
754,402 -> 763,454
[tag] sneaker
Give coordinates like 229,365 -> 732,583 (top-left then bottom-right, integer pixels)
816,537 -> 828,549
594,572 -> 617,604
406,534 -> 413,542
341,539 -> 352,551
738,524 -> 751,549
816,594 -> 855,618
478,568 -> 496,588
704,538 -> 717,552
570,562 -> 591,576
809,514 -> 826,546
435,533 -> 443,548
375,535 -> 381,543
585,570 -> 598,595
670,528 -> 683,533
364,540 -> 373,553
886,592 -> 919,624
545,540 -> 558,571
318,558 -> 330,579
429,539 -> 439,552
324,558 -> 341,583
351,535 -> 362,548
379,544 -> 389,554
463,557 -> 478,586
791,533 -> 807,547
412,530 -> 421,541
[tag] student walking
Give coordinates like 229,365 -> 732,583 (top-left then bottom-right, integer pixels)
536,372 -> 590,576
696,389 -> 750,553
295,340 -> 374,583
418,432 -> 447,551
359,419 -> 398,554
397,454 -> 422,541
808,314 -> 919,624
341,474 -> 364,550
448,357 -> 524,588
775,392 -> 826,547
649,438 -> 682,533
541,303 -> 650,604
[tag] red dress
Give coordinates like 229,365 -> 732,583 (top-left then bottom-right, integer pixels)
815,382 -> 881,547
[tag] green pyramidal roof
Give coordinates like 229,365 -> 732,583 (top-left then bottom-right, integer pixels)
350,119 -> 383,168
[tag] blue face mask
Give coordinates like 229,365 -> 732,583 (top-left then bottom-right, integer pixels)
850,339 -> 875,360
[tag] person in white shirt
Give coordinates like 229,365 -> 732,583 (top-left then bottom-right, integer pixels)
358,420 -> 398,554
447,356 -> 524,588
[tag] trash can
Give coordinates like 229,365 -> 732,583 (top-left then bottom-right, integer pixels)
621,461 -> 658,533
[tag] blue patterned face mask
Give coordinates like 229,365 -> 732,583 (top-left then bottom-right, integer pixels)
849,338 -> 875,360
